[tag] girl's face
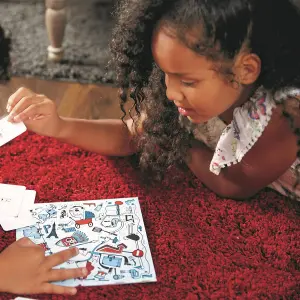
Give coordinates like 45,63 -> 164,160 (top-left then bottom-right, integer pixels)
152,25 -> 256,124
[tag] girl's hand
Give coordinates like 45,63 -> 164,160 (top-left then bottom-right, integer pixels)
6,87 -> 63,138
0,238 -> 87,295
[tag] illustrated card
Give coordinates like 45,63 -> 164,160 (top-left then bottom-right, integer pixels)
16,197 -> 157,286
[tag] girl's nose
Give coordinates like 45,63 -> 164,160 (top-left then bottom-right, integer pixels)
165,74 -> 184,102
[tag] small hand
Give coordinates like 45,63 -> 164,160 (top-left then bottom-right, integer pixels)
6,87 -> 63,137
0,238 -> 87,295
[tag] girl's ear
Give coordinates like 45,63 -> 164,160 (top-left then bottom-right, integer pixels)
234,53 -> 261,85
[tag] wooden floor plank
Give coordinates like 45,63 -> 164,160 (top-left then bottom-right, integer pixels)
0,77 -> 133,120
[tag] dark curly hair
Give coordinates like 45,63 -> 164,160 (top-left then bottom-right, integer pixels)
109,0 -> 300,188
0,26 -> 10,81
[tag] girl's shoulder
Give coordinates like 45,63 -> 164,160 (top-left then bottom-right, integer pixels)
210,86 -> 300,175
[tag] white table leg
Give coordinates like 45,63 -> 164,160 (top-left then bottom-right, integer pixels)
45,0 -> 67,62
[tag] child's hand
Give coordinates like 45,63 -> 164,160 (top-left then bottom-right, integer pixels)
0,237 -> 87,295
6,87 -> 63,138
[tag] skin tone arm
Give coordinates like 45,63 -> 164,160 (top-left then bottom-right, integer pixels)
187,106 -> 298,199
56,117 -> 136,156
6,87 -> 137,157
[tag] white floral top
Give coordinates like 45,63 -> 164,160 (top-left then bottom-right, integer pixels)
191,86 -> 300,198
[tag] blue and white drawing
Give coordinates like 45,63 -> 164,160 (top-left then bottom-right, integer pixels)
16,197 -> 156,287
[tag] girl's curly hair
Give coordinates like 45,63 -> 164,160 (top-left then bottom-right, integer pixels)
109,0 -> 300,187
0,26 -> 10,81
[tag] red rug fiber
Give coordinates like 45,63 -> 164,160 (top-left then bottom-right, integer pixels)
0,132 -> 299,299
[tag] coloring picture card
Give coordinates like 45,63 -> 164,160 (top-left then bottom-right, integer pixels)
16,197 -> 157,287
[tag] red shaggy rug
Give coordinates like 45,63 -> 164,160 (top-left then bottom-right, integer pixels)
0,132 -> 299,299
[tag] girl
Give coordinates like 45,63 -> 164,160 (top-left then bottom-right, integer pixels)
0,26 -> 87,296
6,0 -> 300,204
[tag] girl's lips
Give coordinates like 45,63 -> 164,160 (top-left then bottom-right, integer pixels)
178,106 -> 195,116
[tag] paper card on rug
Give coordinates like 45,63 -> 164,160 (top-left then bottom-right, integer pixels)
16,197 -> 157,287
1,190 -> 36,231
0,183 -> 26,217
0,115 -> 26,147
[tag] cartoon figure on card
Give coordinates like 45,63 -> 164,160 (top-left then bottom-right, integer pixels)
56,230 -> 89,247
101,204 -> 121,228
69,206 -> 95,229
60,209 -> 67,218
32,205 -> 57,223
23,225 -> 42,239
69,206 -> 85,219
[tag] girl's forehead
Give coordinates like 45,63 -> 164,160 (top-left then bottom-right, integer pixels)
152,25 -> 213,74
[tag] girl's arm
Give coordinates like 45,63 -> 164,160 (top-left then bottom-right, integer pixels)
55,117 -> 137,156
6,87 -> 137,157
187,107 -> 298,199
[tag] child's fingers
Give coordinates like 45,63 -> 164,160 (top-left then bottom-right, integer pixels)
44,247 -> 79,269
40,283 -> 77,295
10,103 -> 46,123
7,96 -> 39,120
7,87 -> 34,112
16,237 -> 36,247
47,267 -> 87,282
7,97 -> 47,123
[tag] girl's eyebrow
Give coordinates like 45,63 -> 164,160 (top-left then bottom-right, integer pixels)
167,71 -> 207,78
168,71 -> 193,76
167,67 -> 215,76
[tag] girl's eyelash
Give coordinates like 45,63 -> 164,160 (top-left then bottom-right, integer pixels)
181,81 -> 196,87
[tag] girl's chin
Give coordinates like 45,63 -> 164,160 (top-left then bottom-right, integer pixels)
187,115 -> 207,124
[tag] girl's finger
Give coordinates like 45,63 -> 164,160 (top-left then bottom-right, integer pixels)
44,247 -> 79,269
47,267 -> 87,282
40,283 -> 77,295
7,87 -> 34,112
11,103 -> 48,123
8,96 -> 40,122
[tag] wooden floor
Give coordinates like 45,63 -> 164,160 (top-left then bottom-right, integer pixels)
0,77 -> 132,120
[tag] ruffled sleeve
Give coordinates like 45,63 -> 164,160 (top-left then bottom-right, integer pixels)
210,87 -> 276,175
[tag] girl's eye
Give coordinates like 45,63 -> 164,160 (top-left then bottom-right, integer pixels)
181,81 -> 196,87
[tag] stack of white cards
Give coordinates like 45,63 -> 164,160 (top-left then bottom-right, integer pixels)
0,115 -> 32,231
0,184 -> 37,231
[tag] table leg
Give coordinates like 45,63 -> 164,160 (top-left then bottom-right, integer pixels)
45,0 -> 67,62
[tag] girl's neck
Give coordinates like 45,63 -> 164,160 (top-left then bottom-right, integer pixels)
219,84 -> 258,124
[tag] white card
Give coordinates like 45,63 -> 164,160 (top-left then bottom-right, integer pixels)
0,115 -> 26,147
1,190 -> 36,231
0,183 -> 26,217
